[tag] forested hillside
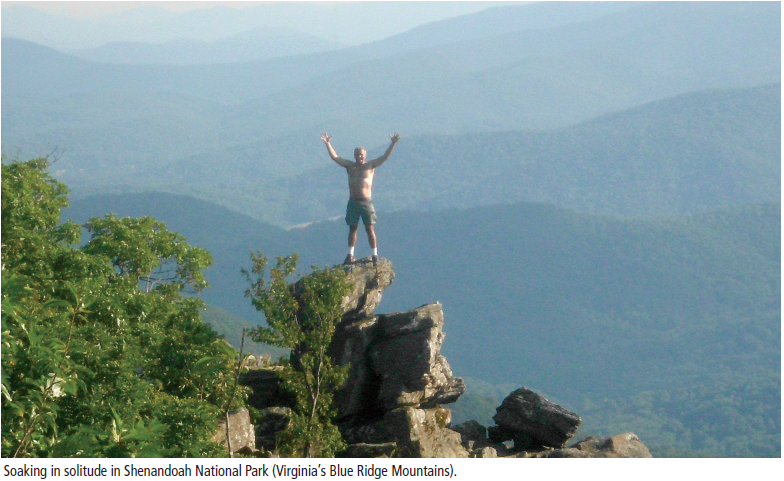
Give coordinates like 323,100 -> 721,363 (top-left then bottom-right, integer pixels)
63,193 -> 781,457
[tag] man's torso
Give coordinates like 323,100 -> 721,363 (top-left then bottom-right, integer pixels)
346,163 -> 375,200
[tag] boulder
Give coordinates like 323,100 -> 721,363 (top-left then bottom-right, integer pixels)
493,387 -> 581,449
213,408 -> 255,454
451,420 -> 508,457
450,420 -> 487,445
514,432 -> 653,458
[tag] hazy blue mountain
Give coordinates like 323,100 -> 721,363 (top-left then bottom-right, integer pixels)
9,84 -> 778,228
3,3 -> 778,202
1,2 -> 504,49
56,1 -> 637,84
218,1 -> 779,141
141,84 -> 780,227
3,2 -> 777,106
62,192 -> 780,456
66,26 -> 347,65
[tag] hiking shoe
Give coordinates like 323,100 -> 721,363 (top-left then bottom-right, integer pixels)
343,254 -> 355,265
372,255 -> 379,266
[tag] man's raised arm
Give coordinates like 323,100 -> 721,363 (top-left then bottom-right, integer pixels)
321,133 -> 353,168
367,132 -> 401,168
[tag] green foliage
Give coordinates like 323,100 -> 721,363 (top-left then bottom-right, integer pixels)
244,253 -> 350,457
83,214 -> 212,293
1,158 -> 246,457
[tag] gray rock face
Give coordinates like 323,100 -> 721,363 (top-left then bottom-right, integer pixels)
238,258 -> 651,458
332,304 -> 466,419
370,304 -> 466,411
338,257 -> 395,321
213,408 -> 255,454
328,260 -> 464,422
493,387 -> 581,449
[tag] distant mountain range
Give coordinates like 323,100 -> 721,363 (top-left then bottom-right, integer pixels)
62,192 -> 780,457
3,2 -> 779,227
65,26 -> 347,65
49,83 -> 780,227
1,2 -> 505,49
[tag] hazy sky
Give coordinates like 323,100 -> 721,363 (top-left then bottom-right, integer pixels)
2,2 -> 270,19
1,1 -> 509,48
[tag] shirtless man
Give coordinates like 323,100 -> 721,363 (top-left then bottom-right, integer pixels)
321,132 -> 400,266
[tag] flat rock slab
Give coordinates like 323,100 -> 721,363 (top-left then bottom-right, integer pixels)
514,432 -> 653,458
493,387 -> 581,449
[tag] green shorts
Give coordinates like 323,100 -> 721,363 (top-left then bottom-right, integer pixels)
345,198 -> 376,226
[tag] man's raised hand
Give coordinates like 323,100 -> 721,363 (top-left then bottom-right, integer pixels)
390,132 -> 401,143
321,133 -> 332,144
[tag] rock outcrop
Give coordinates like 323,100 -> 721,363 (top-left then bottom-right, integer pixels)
330,301 -> 466,422
490,387 -> 582,450
342,407 -> 468,458
213,408 -> 256,455
240,257 -> 652,458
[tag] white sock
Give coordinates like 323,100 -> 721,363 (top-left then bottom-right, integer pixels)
349,246 -> 355,256
372,248 -> 378,256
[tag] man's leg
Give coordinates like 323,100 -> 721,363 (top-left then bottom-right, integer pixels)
365,224 -> 378,265
345,224 -> 359,264
365,224 -> 377,249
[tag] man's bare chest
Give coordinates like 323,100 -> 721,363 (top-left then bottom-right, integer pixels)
347,166 -> 375,182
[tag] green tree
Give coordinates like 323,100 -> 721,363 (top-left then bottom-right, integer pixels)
1,158 -> 246,457
244,252 -> 350,457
